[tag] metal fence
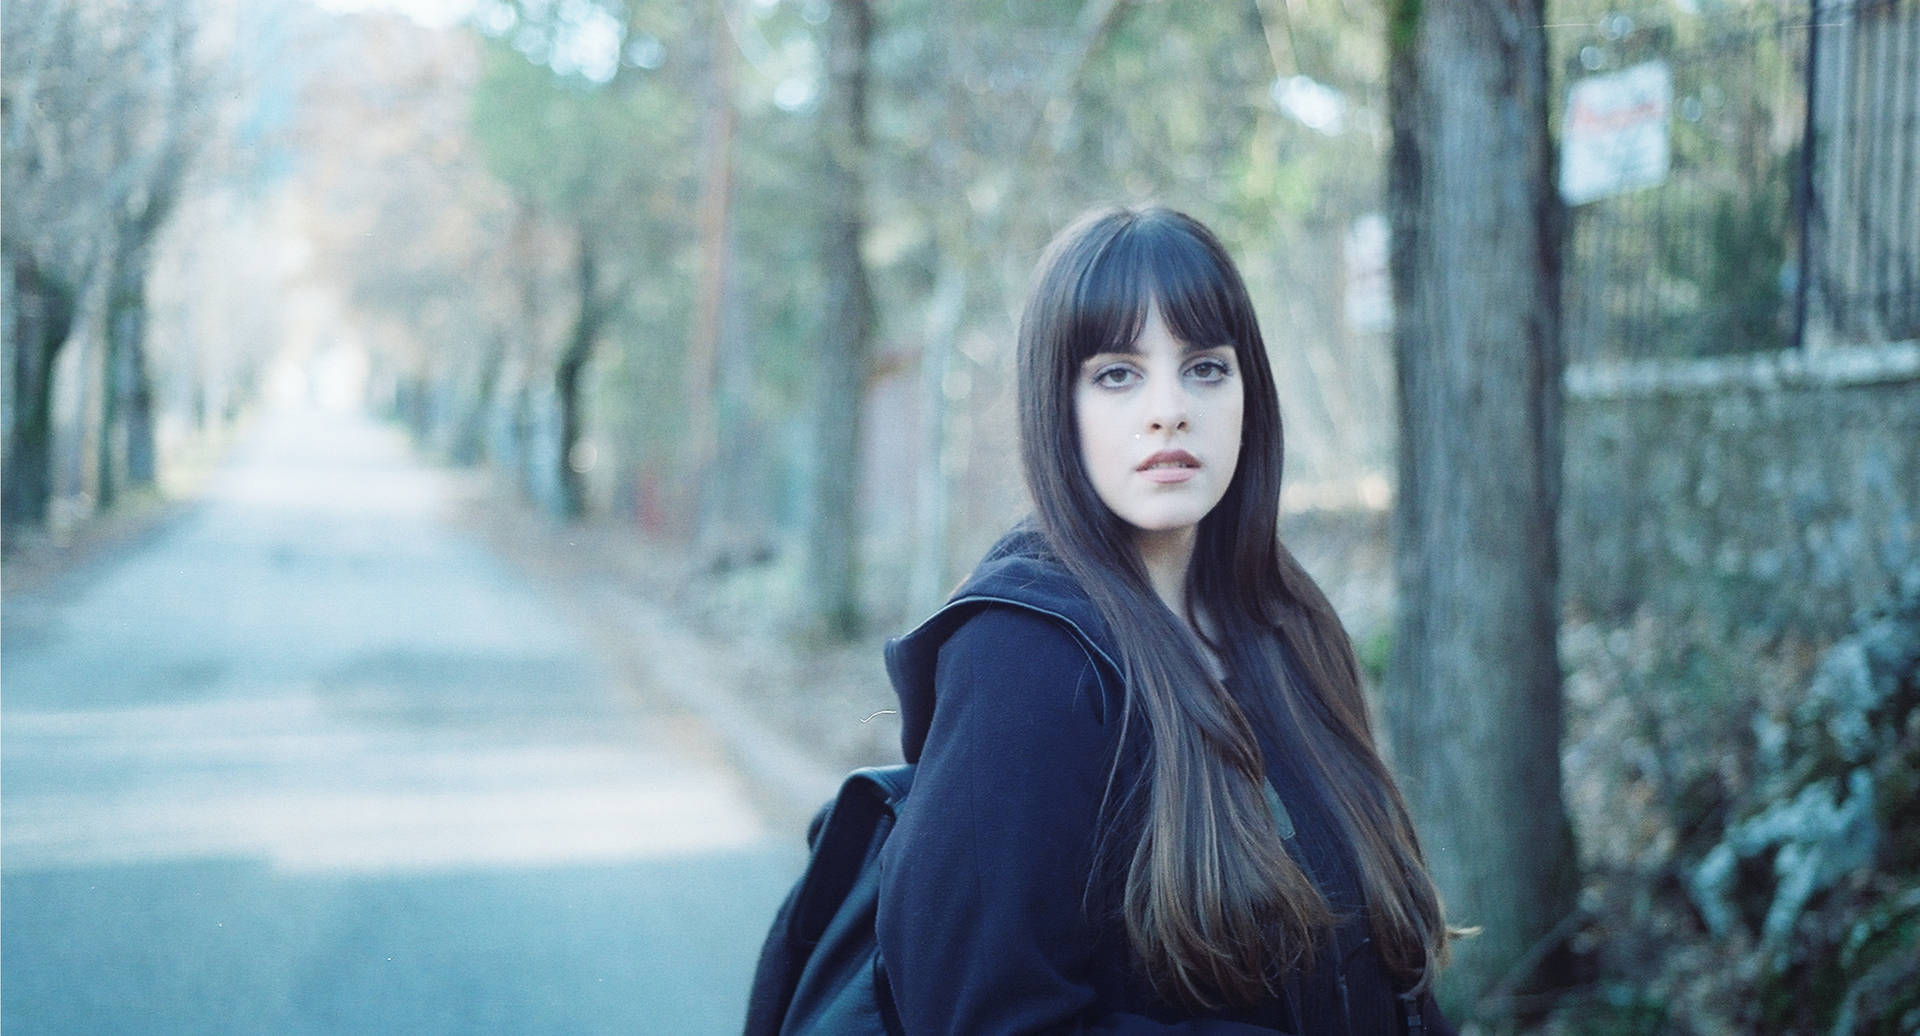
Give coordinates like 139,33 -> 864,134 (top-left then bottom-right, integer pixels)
1805,0 -> 1920,347
1556,0 -> 1918,363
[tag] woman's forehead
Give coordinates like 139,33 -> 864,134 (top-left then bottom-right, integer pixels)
1066,232 -> 1239,355
1086,320 -> 1236,359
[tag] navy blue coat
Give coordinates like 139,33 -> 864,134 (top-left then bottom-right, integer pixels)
877,527 -> 1453,1035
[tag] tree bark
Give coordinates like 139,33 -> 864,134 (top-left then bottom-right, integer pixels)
1384,0 -> 1577,1015
2,253 -> 79,546
123,314 -> 157,489
908,250 -> 965,613
92,10 -> 194,512
97,230 -> 151,510
807,0 -> 875,638
107,187 -> 190,502
98,254 -> 128,513
451,331 -> 506,467
684,0 -> 736,537
505,195 -> 544,497
555,229 -> 605,520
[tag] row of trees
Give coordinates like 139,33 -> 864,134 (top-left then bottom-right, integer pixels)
1,0 -> 1408,620
289,0 -> 1400,637
2,0 -> 320,548
3,0 -> 204,543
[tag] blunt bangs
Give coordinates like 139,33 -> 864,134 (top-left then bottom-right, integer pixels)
1067,212 -> 1249,365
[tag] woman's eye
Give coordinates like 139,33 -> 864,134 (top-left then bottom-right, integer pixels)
1092,366 -> 1138,388
1187,358 -> 1232,382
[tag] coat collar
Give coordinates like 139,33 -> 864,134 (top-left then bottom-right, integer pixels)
883,523 -> 1123,763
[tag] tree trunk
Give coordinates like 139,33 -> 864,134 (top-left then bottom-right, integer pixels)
124,324 -> 157,490
3,254 -> 79,547
100,116 -> 190,508
1384,0 -> 1577,1016
510,377 -> 536,499
808,0 -> 875,638
97,231 -> 155,510
908,249 -> 965,612
554,231 -> 603,521
97,261 -> 127,513
505,195 -> 543,498
554,351 -> 587,519
452,332 -> 506,467
684,0 -> 736,538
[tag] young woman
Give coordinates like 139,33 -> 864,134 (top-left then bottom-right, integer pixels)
877,206 -> 1457,1033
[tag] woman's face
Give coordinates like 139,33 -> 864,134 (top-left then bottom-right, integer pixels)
1074,303 -> 1244,541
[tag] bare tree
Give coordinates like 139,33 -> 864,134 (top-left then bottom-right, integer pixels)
1384,0 -> 1578,1015
97,3 -> 202,508
2,252 -> 81,543
554,226 -> 624,519
4,0 -> 89,542
2,0 -> 202,540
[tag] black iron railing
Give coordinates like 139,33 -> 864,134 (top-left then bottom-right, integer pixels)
1803,0 -> 1920,348
1554,0 -> 1917,362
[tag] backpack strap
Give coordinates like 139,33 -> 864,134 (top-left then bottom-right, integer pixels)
745,765 -> 914,1036
790,766 -> 913,946
1401,991 -> 1428,1036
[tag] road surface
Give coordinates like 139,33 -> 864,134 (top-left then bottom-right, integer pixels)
2,403 -> 804,1034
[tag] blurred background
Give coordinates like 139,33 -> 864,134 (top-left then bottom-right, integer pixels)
2,0 -> 1915,1032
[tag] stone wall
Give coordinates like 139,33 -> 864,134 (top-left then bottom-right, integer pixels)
1560,341 -> 1920,641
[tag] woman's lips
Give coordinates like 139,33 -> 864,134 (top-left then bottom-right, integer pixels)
1137,450 -> 1201,483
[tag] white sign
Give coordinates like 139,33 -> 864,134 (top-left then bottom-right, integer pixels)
1560,60 -> 1673,206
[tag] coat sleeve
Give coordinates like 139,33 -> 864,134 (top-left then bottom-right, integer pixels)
876,606 -> 1287,1035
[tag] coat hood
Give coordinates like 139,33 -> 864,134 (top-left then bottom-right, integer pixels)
883,524 -> 1125,763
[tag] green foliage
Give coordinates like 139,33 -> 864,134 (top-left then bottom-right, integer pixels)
1562,570 -> 1920,1032
464,2 -> 714,515
1356,625 -> 1393,685
391,0 -> 1408,599
1388,0 -> 1421,59
1698,181 -> 1787,352
1833,890 -> 1920,1034
1741,576 -> 1920,1034
470,29 -> 696,227
1549,984 -> 1669,1036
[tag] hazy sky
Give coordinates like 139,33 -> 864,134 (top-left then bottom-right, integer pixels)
310,0 -> 475,28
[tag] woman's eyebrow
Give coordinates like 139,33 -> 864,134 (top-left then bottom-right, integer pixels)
1084,341 -> 1233,361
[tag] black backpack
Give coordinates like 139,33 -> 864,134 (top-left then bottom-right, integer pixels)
744,764 -> 913,1036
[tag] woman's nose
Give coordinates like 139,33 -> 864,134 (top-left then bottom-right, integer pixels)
1145,381 -> 1190,434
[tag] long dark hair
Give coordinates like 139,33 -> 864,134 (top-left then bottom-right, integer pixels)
1017,206 -> 1449,1006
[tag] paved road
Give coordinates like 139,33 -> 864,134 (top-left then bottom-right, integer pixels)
2,403 -> 803,1034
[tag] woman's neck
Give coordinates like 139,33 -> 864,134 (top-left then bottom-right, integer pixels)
1133,525 -> 1197,618
1135,525 -> 1230,680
